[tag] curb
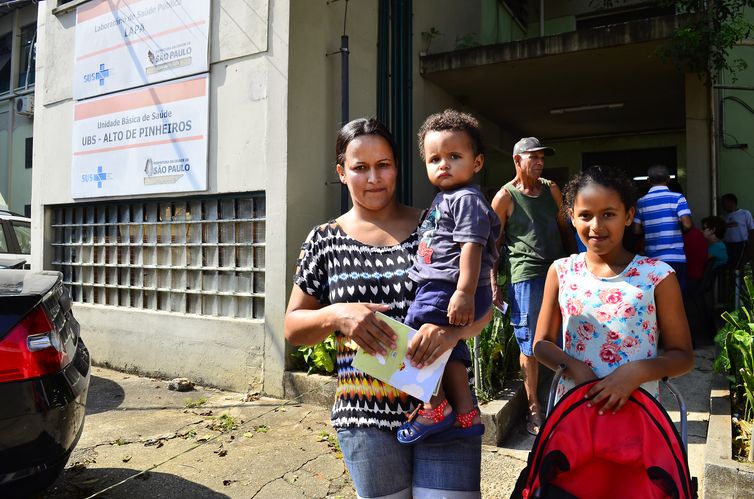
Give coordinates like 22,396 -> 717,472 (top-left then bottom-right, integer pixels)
479,379 -> 526,446
283,371 -> 337,408
703,373 -> 754,498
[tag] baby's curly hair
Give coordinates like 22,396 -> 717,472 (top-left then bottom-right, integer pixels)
417,109 -> 484,161
562,165 -> 637,215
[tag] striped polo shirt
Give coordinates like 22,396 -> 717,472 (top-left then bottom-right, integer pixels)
634,185 -> 691,263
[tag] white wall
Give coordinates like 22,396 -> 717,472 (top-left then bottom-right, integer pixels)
32,0 -> 290,395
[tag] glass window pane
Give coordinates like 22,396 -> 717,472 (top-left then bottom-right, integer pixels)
12,222 -> 30,254
0,32 -> 11,94
51,195 -> 266,318
0,224 -> 8,253
17,24 -> 35,88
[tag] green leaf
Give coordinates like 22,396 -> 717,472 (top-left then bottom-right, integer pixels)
732,329 -> 753,346
311,344 -> 334,373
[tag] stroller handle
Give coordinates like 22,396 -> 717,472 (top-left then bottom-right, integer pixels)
546,368 -> 688,451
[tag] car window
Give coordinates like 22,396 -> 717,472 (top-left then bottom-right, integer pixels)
0,224 -> 7,253
12,222 -> 30,254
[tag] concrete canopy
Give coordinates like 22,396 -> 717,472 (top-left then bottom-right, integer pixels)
420,15 -> 688,140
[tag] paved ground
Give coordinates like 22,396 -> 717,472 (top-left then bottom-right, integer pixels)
37,347 -> 713,498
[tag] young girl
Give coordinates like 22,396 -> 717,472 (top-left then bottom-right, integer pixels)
533,166 -> 693,412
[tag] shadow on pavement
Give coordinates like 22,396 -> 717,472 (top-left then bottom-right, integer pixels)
85,375 -> 126,415
37,468 -> 230,498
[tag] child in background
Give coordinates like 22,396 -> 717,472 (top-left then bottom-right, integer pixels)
702,215 -> 729,269
397,110 -> 500,444
533,166 -> 693,409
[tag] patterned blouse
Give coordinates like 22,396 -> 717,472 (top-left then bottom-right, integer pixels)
554,253 -> 674,401
294,221 -> 419,429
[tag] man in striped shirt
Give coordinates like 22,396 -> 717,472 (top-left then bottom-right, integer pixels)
633,164 -> 693,292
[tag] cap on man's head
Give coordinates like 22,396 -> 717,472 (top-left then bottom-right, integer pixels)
513,137 -> 555,156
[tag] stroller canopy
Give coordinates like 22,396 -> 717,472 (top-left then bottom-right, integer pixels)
521,380 -> 695,499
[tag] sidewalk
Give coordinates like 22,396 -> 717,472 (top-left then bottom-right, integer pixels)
39,347 -> 713,498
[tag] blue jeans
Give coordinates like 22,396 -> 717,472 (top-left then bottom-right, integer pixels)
336,426 -> 482,498
509,278 -> 546,356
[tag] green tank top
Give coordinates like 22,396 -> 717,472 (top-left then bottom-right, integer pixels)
503,178 -> 564,283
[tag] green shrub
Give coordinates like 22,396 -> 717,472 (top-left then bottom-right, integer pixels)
714,273 -> 754,423
468,267 -> 520,401
291,334 -> 338,375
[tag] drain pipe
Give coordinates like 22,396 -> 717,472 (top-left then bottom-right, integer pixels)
337,1 -> 350,214
340,33 -> 349,214
540,0 -> 545,36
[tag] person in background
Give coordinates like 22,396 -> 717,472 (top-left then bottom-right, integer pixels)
721,193 -> 754,269
682,224 -> 709,346
683,225 -> 708,294
688,215 -> 731,341
490,137 -> 574,436
633,165 -> 693,293
702,215 -> 729,270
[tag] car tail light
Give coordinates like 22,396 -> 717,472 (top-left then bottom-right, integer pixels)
0,305 -> 68,382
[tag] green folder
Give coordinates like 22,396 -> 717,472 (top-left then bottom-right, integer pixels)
351,312 -> 450,403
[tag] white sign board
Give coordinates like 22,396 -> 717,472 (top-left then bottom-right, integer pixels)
74,0 -> 210,100
72,74 -> 209,198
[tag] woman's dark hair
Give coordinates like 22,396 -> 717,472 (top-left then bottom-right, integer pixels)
417,109 -> 485,161
562,165 -> 637,213
702,215 -> 727,239
335,118 -> 398,166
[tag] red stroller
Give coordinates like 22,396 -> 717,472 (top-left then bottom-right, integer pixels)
515,368 -> 697,498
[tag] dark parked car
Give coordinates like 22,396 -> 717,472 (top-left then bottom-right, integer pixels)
0,270 -> 90,497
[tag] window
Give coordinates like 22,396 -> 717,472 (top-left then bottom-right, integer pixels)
25,137 -> 32,169
24,205 -> 30,218
11,222 -> 30,254
0,224 -> 8,253
52,195 -> 266,319
0,32 -> 11,94
17,24 -> 36,89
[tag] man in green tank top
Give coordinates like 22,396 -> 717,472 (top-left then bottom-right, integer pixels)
490,137 -> 574,435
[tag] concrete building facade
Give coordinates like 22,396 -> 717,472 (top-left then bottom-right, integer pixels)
30,0 -> 752,395
33,0 -> 289,395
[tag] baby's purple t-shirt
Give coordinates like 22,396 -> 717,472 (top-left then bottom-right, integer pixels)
408,185 -> 501,286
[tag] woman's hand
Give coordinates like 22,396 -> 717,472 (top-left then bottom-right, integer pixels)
585,362 -> 642,414
406,323 -> 458,368
332,303 -> 395,356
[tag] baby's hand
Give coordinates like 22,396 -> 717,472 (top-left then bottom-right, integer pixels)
447,290 -> 474,326
585,363 -> 643,415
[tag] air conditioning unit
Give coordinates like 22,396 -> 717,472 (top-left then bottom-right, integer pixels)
15,95 -> 34,117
